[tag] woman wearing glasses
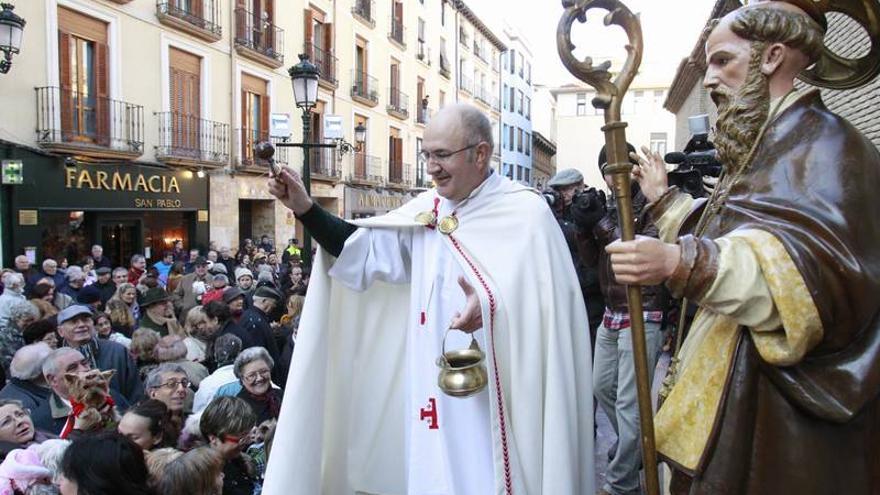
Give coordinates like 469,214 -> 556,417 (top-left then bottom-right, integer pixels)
0,399 -> 51,462
233,347 -> 281,424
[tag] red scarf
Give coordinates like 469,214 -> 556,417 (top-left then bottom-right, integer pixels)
60,395 -> 116,439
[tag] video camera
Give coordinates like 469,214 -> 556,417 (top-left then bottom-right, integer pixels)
664,114 -> 723,198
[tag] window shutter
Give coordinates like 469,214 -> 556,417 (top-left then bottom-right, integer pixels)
323,22 -> 333,54
304,9 -> 313,48
235,0 -> 246,41
261,95 -> 270,140
58,31 -> 73,140
95,41 -> 110,146
241,89 -> 248,160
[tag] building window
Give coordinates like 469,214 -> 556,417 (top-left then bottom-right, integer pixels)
417,18 -> 426,61
525,133 -> 531,156
518,53 -> 524,78
524,168 -> 530,184
517,128 -> 523,152
508,126 -> 514,151
58,7 -> 110,145
526,62 -> 531,84
502,84 -> 508,109
516,165 -> 522,180
241,73 -> 270,164
576,92 -> 587,116
525,96 -> 531,120
509,49 -> 515,74
518,90 -> 524,115
439,89 -> 446,108
502,124 -> 508,148
650,132 -> 668,156
509,86 -> 515,112
169,47 -> 202,154
441,0 -> 446,26
503,50 -> 508,70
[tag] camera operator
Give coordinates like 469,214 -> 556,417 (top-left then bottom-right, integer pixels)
574,143 -> 669,495
545,169 -> 605,342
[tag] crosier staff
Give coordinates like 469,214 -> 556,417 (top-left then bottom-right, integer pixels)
556,2 -> 659,494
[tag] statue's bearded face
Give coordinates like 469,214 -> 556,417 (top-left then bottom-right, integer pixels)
704,21 -> 771,173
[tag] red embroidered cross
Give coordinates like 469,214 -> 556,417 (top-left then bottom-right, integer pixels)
420,311 -> 426,325
420,397 -> 439,430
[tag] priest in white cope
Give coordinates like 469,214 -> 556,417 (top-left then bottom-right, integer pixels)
263,104 -> 594,495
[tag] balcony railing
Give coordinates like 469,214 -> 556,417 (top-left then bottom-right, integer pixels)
459,75 -> 473,95
234,8 -> 284,67
351,69 -> 379,106
387,87 -> 409,119
307,147 -> 342,180
352,0 -> 375,27
155,112 -> 229,165
156,1 -> 221,42
389,17 -> 406,47
387,161 -> 412,188
415,172 -> 431,189
417,43 -> 431,65
417,106 -> 431,125
237,129 -> 289,168
305,41 -> 338,88
439,54 -> 451,78
475,86 -> 490,105
35,86 -> 144,157
350,152 -> 383,183
492,96 -> 501,112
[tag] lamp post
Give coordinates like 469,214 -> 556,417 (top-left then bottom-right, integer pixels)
256,54 -> 365,270
0,3 -> 26,74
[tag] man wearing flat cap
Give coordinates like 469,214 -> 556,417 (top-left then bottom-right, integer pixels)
238,286 -> 282,367
609,1 -> 880,492
172,256 -> 210,321
55,305 -> 142,403
92,267 -> 116,310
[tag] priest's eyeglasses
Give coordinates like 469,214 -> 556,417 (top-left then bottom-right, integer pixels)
419,142 -> 481,164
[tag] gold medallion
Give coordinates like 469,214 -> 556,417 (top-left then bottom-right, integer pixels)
438,215 -> 459,235
415,211 -> 437,226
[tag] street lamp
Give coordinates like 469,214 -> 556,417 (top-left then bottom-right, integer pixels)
288,53 -> 321,269
0,3 -> 26,75
354,122 -> 367,149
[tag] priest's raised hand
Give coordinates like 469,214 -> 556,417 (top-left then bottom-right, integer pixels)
268,167 -> 313,216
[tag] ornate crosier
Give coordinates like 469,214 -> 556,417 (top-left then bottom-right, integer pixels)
557,3 -> 660,494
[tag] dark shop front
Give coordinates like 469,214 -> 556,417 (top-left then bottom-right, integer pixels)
3,146 -> 209,267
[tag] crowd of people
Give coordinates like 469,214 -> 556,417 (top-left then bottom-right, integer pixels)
0,236 -> 308,494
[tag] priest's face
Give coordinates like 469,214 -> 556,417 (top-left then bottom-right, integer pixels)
704,18 -> 770,172
423,106 -> 491,202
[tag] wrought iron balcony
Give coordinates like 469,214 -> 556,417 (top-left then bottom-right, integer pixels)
415,172 -> 432,189
439,54 -> 451,79
389,17 -> 406,48
157,1 -> 221,42
234,8 -> 284,68
417,44 -> 431,65
352,0 -> 375,27
305,41 -> 338,88
350,152 -> 383,184
417,106 -> 431,125
351,69 -> 379,107
35,86 -> 144,159
387,161 -> 412,188
237,129 -> 288,169
155,112 -> 229,165
307,147 -> 342,181
459,75 -> 473,95
387,87 -> 409,120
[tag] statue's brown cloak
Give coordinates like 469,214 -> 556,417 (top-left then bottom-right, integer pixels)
676,91 -> 880,494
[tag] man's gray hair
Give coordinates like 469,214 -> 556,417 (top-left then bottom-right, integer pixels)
112,267 -> 128,277
41,347 -> 84,378
41,259 -> 57,270
10,342 -> 53,380
131,254 -> 146,264
233,346 -> 274,379
144,363 -> 188,390
8,300 -> 38,323
65,266 -> 84,281
1,272 -> 24,290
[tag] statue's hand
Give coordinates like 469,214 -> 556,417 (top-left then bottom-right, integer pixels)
449,276 -> 483,334
606,236 -> 680,286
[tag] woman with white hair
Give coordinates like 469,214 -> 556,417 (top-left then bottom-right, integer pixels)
0,272 -> 26,331
0,300 -> 39,374
233,347 -> 282,424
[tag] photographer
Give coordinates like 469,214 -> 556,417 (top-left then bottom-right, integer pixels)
574,143 -> 669,495
545,170 -> 605,341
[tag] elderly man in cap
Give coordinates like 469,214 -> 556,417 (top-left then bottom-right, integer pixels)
30,346 -> 130,435
172,255 -> 210,320
238,286 -> 282,365
139,287 -> 181,337
222,287 -> 248,324
91,267 -> 115,309
55,305 -> 142,403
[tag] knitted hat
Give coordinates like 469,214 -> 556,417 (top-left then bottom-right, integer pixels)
235,267 -> 254,281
